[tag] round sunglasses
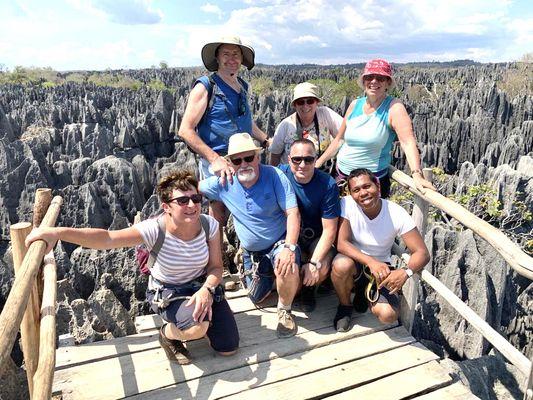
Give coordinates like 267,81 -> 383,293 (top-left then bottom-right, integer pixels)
295,98 -> 317,106
168,193 -> 203,206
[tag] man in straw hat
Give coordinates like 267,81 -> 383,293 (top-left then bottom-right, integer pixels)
179,36 -> 270,228
270,82 -> 342,171
200,133 -> 302,338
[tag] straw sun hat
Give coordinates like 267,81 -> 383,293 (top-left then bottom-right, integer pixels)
201,36 -> 255,72
226,133 -> 262,158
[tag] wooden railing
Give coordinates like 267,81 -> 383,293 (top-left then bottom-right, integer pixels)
391,167 -> 533,400
0,189 -> 62,400
1,168 -> 532,399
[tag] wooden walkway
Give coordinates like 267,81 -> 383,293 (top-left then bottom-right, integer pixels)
52,289 -> 478,400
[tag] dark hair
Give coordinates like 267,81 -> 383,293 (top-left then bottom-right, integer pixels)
347,168 -> 379,189
156,170 -> 198,203
290,139 -> 316,154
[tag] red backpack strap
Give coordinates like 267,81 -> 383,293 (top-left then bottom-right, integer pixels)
147,216 -> 166,270
199,214 -> 210,243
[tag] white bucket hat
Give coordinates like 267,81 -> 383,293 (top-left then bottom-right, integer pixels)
201,36 -> 255,72
292,82 -> 322,103
226,133 -> 262,158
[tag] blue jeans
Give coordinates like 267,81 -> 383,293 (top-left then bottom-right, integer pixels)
241,240 -> 301,304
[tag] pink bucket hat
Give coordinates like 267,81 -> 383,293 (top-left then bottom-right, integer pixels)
357,59 -> 396,89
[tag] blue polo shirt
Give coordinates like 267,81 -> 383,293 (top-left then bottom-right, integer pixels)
278,164 -> 340,236
199,165 -> 297,251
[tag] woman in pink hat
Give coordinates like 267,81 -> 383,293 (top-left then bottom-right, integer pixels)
316,59 -> 435,196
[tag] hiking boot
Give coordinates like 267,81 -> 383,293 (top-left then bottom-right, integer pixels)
334,305 -> 353,332
277,309 -> 297,338
159,324 -> 192,365
353,273 -> 369,313
300,286 -> 316,312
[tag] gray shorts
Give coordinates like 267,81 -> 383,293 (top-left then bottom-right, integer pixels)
198,157 -> 215,180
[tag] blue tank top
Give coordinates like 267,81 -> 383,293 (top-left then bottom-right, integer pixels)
337,96 -> 396,175
195,74 -> 253,155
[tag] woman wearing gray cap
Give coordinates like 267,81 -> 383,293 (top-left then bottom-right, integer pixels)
270,82 -> 343,170
179,36 -> 269,226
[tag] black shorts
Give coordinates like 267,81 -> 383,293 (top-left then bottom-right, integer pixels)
146,289 -> 239,353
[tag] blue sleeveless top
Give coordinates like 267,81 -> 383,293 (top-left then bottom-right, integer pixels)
337,96 -> 396,176
195,74 -> 253,155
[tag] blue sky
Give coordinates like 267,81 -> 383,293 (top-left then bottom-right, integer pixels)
0,0 -> 531,71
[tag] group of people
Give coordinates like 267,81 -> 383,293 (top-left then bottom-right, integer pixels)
25,36 -> 434,365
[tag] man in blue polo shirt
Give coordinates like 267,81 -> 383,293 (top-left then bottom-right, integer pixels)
278,139 -> 340,312
199,133 -> 301,338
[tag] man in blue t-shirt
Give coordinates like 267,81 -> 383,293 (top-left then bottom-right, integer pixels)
278,139 -> 340,312
200,133 -> 301,339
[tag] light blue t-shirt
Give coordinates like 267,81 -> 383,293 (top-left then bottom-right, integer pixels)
199,165 -> 298,251
337,96 -> 396,175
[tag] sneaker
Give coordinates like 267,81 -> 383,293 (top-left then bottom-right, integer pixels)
159,324 -> 192,365
334,305 -> 353,332
353,273 -> 369,313
300,286 -> 316,312
277,309 -> 297,338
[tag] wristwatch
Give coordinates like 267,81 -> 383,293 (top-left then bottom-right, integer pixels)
284,243 -> 297,252
403,268 -> 414,279
309,260 -> 322,270
202,284 -> 216,295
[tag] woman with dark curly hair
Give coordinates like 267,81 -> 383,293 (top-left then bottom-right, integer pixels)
26,170 -> 239,364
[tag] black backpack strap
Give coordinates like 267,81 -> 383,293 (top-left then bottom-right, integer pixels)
147,216 -> 166,270
200,214 -> 210,243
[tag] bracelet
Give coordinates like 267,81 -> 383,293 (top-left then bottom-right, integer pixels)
411,169 -> 422,176
202,284 -> 216,296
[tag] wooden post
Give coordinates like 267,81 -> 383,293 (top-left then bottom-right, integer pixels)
399,168 -> 433,334
0,196 -> 62,378
33,189 -> 52,311
10,222 -> 40,398
33,189 -> 53,228
32,252 -> 57,400
525,356 -> 533,400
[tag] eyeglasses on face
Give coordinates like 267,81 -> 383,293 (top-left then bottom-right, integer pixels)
168,193 -> 203,206
295,98 -> 317,106
230,154 -> 256,165
363,74 -> 388,82
290,156 -> 316,165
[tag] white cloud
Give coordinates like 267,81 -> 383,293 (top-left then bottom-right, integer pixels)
90,0 -> 163,25
200,3 -> 223,19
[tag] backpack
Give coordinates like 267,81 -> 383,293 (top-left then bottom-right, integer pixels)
136,214 -> 211,275
197,73 -> 249,129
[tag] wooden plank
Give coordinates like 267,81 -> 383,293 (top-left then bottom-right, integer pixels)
57,293 -> 342,369
54,313 -> 396,399
223,342 -> 439,400
413,381 -> 480,399
327,360 -> 452,400
128,326 -> 414,400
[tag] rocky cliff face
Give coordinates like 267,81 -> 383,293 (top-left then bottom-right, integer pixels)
0,64 -> 531,366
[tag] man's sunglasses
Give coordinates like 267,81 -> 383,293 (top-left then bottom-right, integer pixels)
295,98 -> 317,106
363,74 -> 388,82
230,154 -> 255,165
168,194 -> 203,206
290,156 -> 316,165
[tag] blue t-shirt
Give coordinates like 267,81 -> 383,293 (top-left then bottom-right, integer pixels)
199,165 -> 298,251
195,74 -> 253,155
278,164 -> 340,237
